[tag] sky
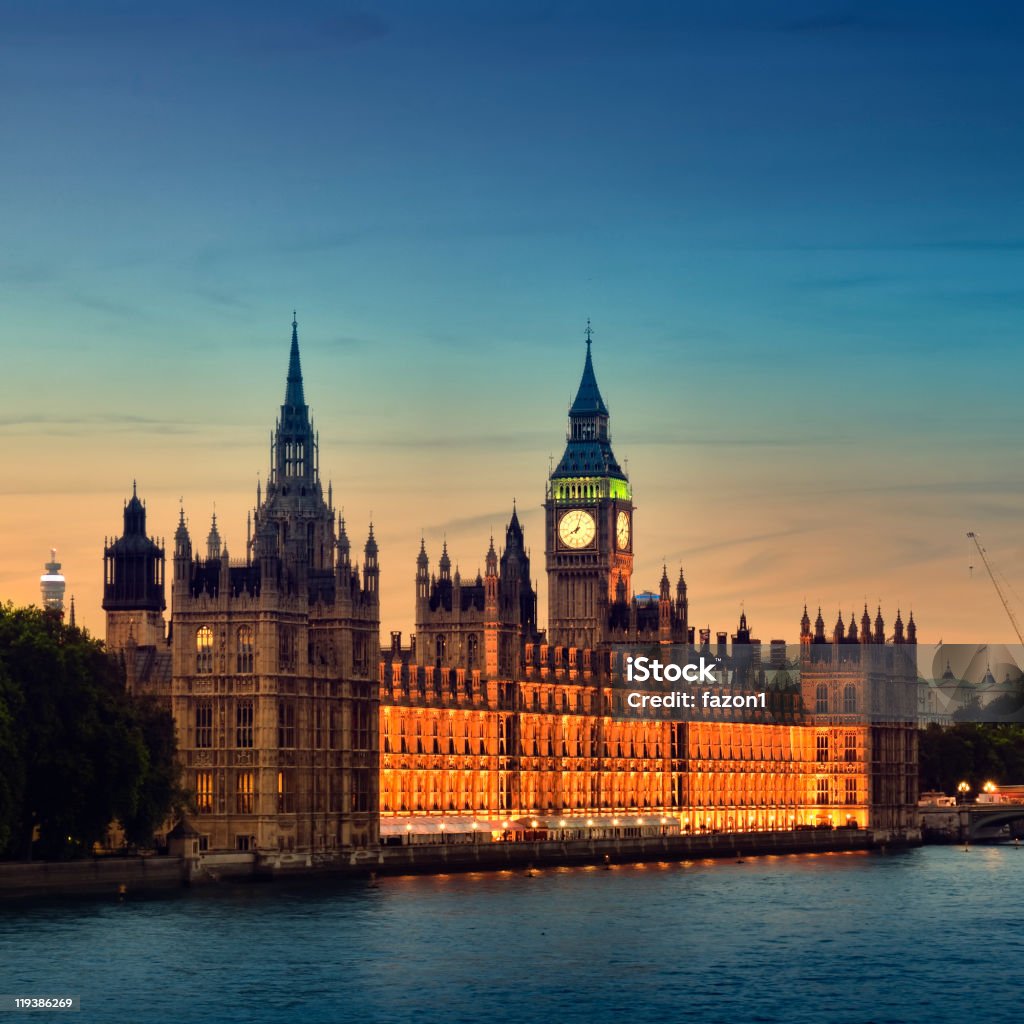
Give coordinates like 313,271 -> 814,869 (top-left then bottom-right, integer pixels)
2,0 -> 1023,644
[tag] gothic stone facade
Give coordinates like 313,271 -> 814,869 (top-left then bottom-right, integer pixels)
106,320 -> 919,852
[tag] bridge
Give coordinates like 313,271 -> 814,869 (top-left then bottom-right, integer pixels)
919,803 -> 1024,842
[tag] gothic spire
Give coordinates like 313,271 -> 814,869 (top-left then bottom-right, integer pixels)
285,311 -> 305,408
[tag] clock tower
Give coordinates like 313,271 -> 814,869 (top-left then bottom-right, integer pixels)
545,325 -> 633,649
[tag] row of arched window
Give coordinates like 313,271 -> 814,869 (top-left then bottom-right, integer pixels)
554,482 -> 601,501
195,625 -> 255,674
815,683 -> 858,714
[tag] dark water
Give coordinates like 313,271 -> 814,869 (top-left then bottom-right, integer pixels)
2,846 -> 1021,1024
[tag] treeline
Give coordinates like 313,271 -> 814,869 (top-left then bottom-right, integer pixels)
919,722 -> 1024,794
0,603 -> 180,860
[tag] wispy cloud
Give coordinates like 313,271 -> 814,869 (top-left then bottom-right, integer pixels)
0,413 -> 199,435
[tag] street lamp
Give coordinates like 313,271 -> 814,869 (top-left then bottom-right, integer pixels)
957,781 -> 971,805
983,781 -> 997,794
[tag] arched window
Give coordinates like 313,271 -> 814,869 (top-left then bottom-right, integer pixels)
815,683 -> 828,714
435,634 -> 446,665
843,684 -> 857,714
196,626 -> 214,674
467,634 -> 478,669
237,626 -> 254,674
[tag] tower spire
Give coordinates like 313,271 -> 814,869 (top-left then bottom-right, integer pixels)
569,321 -> 608,417
285,311 -> 305,408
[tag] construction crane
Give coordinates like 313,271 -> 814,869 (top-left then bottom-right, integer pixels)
967,531 -> 1024,646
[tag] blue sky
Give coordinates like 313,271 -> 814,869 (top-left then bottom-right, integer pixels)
2,0 -> 1023,642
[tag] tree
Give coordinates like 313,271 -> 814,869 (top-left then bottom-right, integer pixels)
0,603 -> 179,859
919,721 -> 1024,794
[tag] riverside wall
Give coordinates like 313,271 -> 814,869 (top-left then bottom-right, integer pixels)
0,827 -> 911,899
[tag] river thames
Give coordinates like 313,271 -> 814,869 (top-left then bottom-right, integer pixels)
2,845 -> 1021,1023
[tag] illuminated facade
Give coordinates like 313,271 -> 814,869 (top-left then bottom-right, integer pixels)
378,335 -> 919,839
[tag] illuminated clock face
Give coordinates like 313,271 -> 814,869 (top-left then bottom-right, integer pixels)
616,511 -> 630,549
559,509 -> 596,549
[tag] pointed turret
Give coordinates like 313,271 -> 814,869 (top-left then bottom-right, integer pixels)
874,606 -> 885,644
68,595 -> 76,629
485,535 -> 497,576
847,612 -> 858,642
677,567 -> 687,601
363,522 -> 379,597
907,610 -> 917,644
439,540 -> 451,580
894,608 -> 904,643
659,565 -> 671,599
206,511 -> 222,561
833,609 -> 845,644
416,537 -> 429,603
800,604 -> 811,639
861,604 -> 872,642
814,607 -> 825,642
337,514 -> 350,566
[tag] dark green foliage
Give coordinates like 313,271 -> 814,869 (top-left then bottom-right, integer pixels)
0,603 -> 179,860
919,722 -> 1024,794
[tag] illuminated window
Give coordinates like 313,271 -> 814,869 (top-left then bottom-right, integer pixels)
236,771 -> 254,814
816,778 -> 829,804
236,701 -> 253,748
196,771 -> 214,814
843,684 -> 857,714
237,626 -> 254,674
196,626 -> 214,674
277,769 -> 294,813
816,734 -> 829,762
845,777 -> 857,804
195,703 -> 213,748
844,734 -> 857,762
815,684 -> 828,714
278,701 -> 295,748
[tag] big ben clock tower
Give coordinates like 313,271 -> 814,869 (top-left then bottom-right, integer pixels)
545,324 -> 633,649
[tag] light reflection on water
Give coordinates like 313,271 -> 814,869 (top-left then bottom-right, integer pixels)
2,846 -> 1022,1024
